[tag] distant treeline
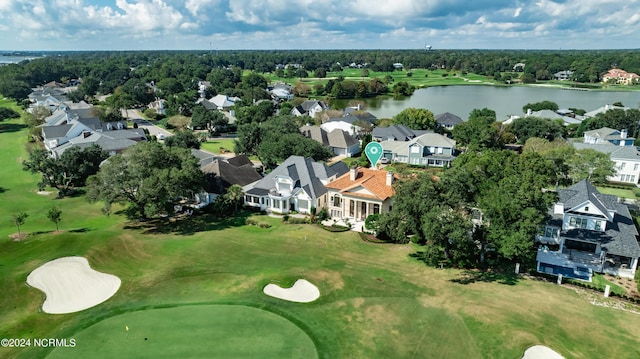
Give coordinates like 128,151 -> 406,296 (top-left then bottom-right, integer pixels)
1,49 -> 640,100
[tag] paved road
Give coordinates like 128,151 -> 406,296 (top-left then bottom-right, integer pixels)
122,109 -> 172,139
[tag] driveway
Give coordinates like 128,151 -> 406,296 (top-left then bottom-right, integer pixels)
122,109 -> 172,139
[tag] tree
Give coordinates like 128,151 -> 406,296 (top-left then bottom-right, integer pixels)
86,142 -> 205,219
0,107 -> 20,122
313,68 -> 327,78
11,212 -> 28,235
190,106 -> 228,134
392,81 -> 415,96
23,144 -> 108,196
566,149 -> 615,184
224,184 -> 244,213
164,130 -> 202,149
522,101 -> 559,113
508,117 -> 565,143
452,110 -> 503,151
257,133 -> 333,169
47,206 -> 62,231
392,108 -> 436,130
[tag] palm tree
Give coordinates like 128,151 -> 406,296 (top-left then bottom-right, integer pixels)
224,184 -> 245,213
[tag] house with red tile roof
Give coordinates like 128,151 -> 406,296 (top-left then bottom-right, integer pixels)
602,68 -> 639,85
325,167 -> 397,221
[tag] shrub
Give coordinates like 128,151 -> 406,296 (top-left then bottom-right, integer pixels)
319,224 -> 350,232
245,218 -> 258,226
287,217 -> 308,224
258,222 -> 271,228
282,215 -> 290,222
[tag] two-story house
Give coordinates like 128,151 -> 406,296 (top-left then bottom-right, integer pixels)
573,143 -> 640,185
242,156 -> 348,214
325,168 -> 397,221
381,132 -> 457,167
536,180 -> 640,281
583,127 -> 635,146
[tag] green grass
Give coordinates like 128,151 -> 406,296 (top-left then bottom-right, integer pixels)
596,186 -> 637,199
200,138 -> 237,154
262,68 -> 495,89
2,99 -> 640,359
47,305 -> 317,359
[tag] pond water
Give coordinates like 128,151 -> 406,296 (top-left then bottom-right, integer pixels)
335,86 -> 640,120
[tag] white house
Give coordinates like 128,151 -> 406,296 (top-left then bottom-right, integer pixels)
243,156 -> 348,214
536,180 -> 640,280
573,142 -> 640,185
291,100 -> 328,118
583,127 -> 635,146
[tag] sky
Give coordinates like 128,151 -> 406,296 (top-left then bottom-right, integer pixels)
0,0 -> 639,51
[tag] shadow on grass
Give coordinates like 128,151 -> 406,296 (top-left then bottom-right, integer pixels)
0,187 -> 6,193
123,211 -> 253,236
451,270 -> 520,286
0,123 -> 28,133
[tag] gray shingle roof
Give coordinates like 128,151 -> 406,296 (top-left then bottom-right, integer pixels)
244,156 -> 348,200
42,124 -> 73,138
435,112 -> 463,126
572,143 -> 640,161
300,125 -> 357,149
557,180 -> 640,257
372,125 -> 428,141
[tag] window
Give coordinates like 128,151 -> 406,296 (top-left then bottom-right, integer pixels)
349,200 -> 355,217
634,163 -> 639,171
632,176 -> 636,183
584,206 -> 589,212
373,204 -> 380,214
333,195 -> 341,207
570,216 -> 588,228
620,162 -> 626,170
594,221 -> 602,231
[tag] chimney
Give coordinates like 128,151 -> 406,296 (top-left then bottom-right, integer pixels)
357,103 -> 362,111
386,171 -> 394,186
621,129 -> 628,139
350,167 -> 358,181
526,109 -> 532,116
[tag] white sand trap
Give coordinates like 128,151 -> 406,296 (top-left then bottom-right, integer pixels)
263,279 -> 320,303
522,345 -> 564,359
26,256 -> 121,314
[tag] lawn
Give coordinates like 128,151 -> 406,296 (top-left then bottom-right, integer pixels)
2,100 -> 640,359
200,138 -> 237,155
261,68 -> 495,89
47,305 -> 317,359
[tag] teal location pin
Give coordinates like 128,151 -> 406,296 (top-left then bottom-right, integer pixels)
364,142 -> 383,167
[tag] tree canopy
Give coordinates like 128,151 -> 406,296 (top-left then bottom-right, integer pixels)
86,141 -> 205,219
378,150 -> 557,267
392,108 -> 436,130
23,144 -> 108,196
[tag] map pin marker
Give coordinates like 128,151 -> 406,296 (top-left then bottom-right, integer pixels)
365,142 -> 383,167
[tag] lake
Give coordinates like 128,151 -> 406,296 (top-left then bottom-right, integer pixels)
336,86 -> 640,120
0,55 -> 42,64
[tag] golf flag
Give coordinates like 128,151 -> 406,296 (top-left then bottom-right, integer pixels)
126,326 -> 129,331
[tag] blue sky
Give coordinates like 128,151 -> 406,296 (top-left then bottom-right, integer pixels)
0,0 -> 639,51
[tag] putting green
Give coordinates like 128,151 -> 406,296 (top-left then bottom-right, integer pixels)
47,305 -> 318,359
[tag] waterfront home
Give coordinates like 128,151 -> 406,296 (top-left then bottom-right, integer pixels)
435,112 -> 464,130
602,69 -> 640,85
583,127 -> 635,146
291,100 -> 329,118
372,125 -> 427,142
380,132 -> 456,167
535,180 -> 640,281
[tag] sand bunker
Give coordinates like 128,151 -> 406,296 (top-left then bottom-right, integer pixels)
26,256 -> 121,314
263,279 -> 320,303
522,345 -> 564,359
